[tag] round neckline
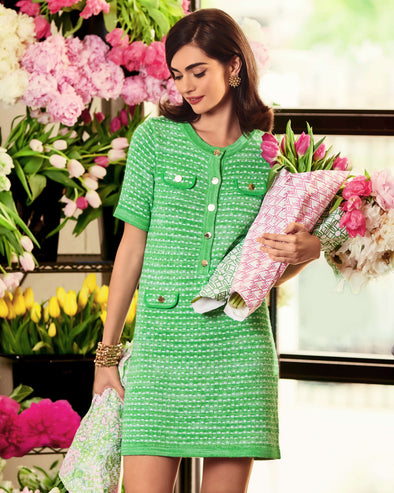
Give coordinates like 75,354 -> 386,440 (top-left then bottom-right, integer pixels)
183,123 -> 254,155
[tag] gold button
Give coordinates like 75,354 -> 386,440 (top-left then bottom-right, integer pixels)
158,296 -> 165,303
213,149 -> 221,156
248,183 -> 256,190
201,259 -> 208,267
204,232 -> 212,239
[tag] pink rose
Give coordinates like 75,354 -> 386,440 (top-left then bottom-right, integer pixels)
34,16 -> 51,39
342,175 -> 372,200
294,132 -> 311,157
261,133 -> 279,166
313,143 -> 326,161
333,156 -> 348,171
16,0 -> 41,17
339,209 -> 366,237
371,169 -> 394,211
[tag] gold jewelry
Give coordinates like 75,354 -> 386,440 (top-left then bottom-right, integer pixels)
94,342 -> 123,367
229,74 -> 241,88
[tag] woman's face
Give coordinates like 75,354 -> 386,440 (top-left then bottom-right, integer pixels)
170,43 -> 235,116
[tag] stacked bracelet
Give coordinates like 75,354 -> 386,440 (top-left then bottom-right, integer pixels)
94,342 -> 123,367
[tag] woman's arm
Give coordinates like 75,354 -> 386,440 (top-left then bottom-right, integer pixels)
257,222 -> 321,286
93,222 -> 147,397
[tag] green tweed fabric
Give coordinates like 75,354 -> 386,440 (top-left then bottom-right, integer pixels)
114,117 -> 280,460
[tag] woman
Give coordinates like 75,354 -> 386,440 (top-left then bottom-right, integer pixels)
93,8 -> 321,493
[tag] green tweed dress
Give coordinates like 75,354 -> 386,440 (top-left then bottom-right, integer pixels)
114,116 -> 280,460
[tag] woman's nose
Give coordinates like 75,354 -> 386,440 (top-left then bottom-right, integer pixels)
178,75 -> 195,94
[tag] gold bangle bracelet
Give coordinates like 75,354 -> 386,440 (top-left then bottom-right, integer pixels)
94,342 -> 123,367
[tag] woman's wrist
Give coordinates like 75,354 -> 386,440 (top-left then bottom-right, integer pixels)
94,342 -> 123,367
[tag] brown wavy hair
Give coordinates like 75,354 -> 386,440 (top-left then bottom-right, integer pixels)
160,8 -> 273,133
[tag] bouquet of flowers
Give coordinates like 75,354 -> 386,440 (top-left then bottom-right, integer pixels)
0,273 -> 137,355
0,384 -> 80,459
192,121 -> 350,321
323,169 -> 394,292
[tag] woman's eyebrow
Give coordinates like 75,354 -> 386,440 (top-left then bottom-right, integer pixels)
171,62 -> 208,73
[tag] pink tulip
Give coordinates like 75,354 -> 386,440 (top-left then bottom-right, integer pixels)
0,279 -> 7,298
81,109 -> 92,124
94,156 -> 109,167
20,235 -> 34,252
82,175 -> 98,190
261,133 -> 279,165
88,165 -> 107,179
110,116 -> 121,133
119,109 -> 128,126
111,137 -> 129,150
60,196 -> 77,217
313,143 -> 326,161
49,154 -> 67,169
94,112 -> 105,123
67,159 -> 85,178
280,136 -> 287,154
29,139 -> 43,152
339,209 -> 366,238
16,0 -> 41,16
3,272 -> 24,291
85,190 -> 101,208
19,252 -> 35,272
340,195 -> 362,212
342,175 -> 372,200
53,139 -> 67,151
333,156 -> 348,171
108,149 -> 126,162
294,132 -> 311,156
76,196 -> 89,210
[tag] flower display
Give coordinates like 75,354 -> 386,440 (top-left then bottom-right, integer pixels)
0,274 -> 137,355
0,5 -> 36,106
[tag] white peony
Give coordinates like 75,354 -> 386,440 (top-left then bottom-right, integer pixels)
0,69 -> 29,105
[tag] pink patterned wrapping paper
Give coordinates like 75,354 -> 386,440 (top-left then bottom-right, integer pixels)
224,168 -> 349,321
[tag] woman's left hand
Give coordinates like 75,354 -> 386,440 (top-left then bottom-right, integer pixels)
257,222 -> 321,265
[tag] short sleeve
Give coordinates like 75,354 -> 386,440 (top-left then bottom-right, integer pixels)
114,119 -> 156,231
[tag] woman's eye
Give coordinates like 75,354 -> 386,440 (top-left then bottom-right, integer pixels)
172,74 -> 182,81
194,71 -> 206,78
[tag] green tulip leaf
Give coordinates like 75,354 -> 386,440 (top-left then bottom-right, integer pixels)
27,174 -> 47,204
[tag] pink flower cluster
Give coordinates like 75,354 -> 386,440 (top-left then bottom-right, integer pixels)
106,29 -> 182,106
16,0 -> 51,39
0,395 -> 80,459
339,170 -> 394,237
21,35 -> 124,126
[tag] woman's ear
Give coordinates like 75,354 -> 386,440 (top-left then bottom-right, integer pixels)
229,55 -> 242,76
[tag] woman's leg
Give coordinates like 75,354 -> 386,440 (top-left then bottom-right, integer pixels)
200,457 -> 254,493
123,455 -> 181,493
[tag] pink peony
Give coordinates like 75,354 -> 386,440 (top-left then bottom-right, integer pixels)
0,396 -> 25,459
47,85 -> 85,127
16,0 -> 41,17
333,156 -> 348,171
182,0 -> 190,14
107,46 -> 126,66
22,74 -> 57,108
144,41 -> 171,79
313,143 -> 326,161
106,28 -> 129,48
261,133 -> 279,166
339,209 -> 366,237
80,0 -> 110,19
123,41 -> 147,72
144,75 -> 165,104
371,169 -> 394,211
18,399 -> 80,449
294,132 -> 311,157
22,35 -> 68,75
164,78 -> 183,105
91,61 -> 124,100
34,16 -> 51,39
342,175 -> 372,200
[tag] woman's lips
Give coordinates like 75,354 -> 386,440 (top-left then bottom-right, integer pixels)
187,96 -> 204,105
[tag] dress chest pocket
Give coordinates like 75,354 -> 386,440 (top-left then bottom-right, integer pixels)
161,169 -> 197,190
233,177 -> 267,197
144,290 -> 179,309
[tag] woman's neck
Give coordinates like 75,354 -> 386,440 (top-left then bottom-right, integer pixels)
192,105 -> 242,148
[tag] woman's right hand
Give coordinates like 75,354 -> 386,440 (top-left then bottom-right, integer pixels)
93,366 -> 125,401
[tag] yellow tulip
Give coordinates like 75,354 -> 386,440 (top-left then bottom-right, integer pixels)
125,290 -> 138,324
56,287 -> 66,308
14,287 -> 23,297
13,293 -> 26,316
4,291 -> 13,302
78,287 -> 89,309
64,290 -> 78,316
43,306 -> 49,322
82,273 -> 97,294
30,302 -> 42,323
95,285 -> 109,305
48,322 -> 56,337
0,298 -> 9,318
5,300 -> 16,320
100,310 -> 107,325
48,296 -> 61,318
23,287 -> 34,310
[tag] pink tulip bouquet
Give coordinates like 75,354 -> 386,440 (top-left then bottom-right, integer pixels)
192,121 -> 350,320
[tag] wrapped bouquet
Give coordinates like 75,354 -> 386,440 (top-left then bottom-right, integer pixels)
192,121 -> 350,321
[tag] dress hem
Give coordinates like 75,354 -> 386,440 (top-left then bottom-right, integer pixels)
121,444 -> 281,461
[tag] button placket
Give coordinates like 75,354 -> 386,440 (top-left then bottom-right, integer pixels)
197,149 -> 223,275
